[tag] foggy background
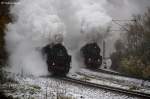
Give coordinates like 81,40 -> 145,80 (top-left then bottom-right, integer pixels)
104,0 -> 150,57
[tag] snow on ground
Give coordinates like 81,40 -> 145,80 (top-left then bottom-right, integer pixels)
74,68 -> 150,94
1,73 -> 140,99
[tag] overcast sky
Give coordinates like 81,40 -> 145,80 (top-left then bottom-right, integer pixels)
106,0 -> 150,19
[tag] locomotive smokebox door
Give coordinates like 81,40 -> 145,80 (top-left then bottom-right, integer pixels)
42,43 -> 71,76
80,42 -> 102,69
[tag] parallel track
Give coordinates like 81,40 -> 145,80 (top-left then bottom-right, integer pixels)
60,77 -> 150,99
91,68 -> 150,81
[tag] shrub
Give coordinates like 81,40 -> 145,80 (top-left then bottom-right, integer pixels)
120,56 -> 144,77
143,66 -> 150,79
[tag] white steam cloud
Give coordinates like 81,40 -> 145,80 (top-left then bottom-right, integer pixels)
5,0 -> 111,76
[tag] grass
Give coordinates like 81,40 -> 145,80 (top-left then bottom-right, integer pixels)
29,85 -> 41,90
57,94 -> 75,99
80,76 -> 90,81
129,86 -> 140,91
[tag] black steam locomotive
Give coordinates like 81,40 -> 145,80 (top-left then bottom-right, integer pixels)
43,43 -> 71,76
80,42 -> 102,69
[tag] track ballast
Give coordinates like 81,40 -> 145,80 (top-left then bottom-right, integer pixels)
60,77 -> 150,98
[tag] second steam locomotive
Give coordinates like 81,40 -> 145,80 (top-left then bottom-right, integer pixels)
80,42 -> 102,69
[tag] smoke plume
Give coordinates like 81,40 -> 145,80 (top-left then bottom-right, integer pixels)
5,0 -> 111,76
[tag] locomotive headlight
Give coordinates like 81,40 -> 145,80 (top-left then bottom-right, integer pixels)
88,58 -> 91,62
52,62 -> 55,66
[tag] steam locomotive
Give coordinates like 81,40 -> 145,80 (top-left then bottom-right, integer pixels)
80,42 -> 102,69
43,43 -> 71,76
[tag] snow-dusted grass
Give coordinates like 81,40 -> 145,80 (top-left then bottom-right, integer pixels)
1,73 -> 140,99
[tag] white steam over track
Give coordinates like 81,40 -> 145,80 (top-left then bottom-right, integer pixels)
5,0 -> 111,76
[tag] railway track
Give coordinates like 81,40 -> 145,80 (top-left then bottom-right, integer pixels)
90,68 -> 150,81
60,77 -> 150,99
